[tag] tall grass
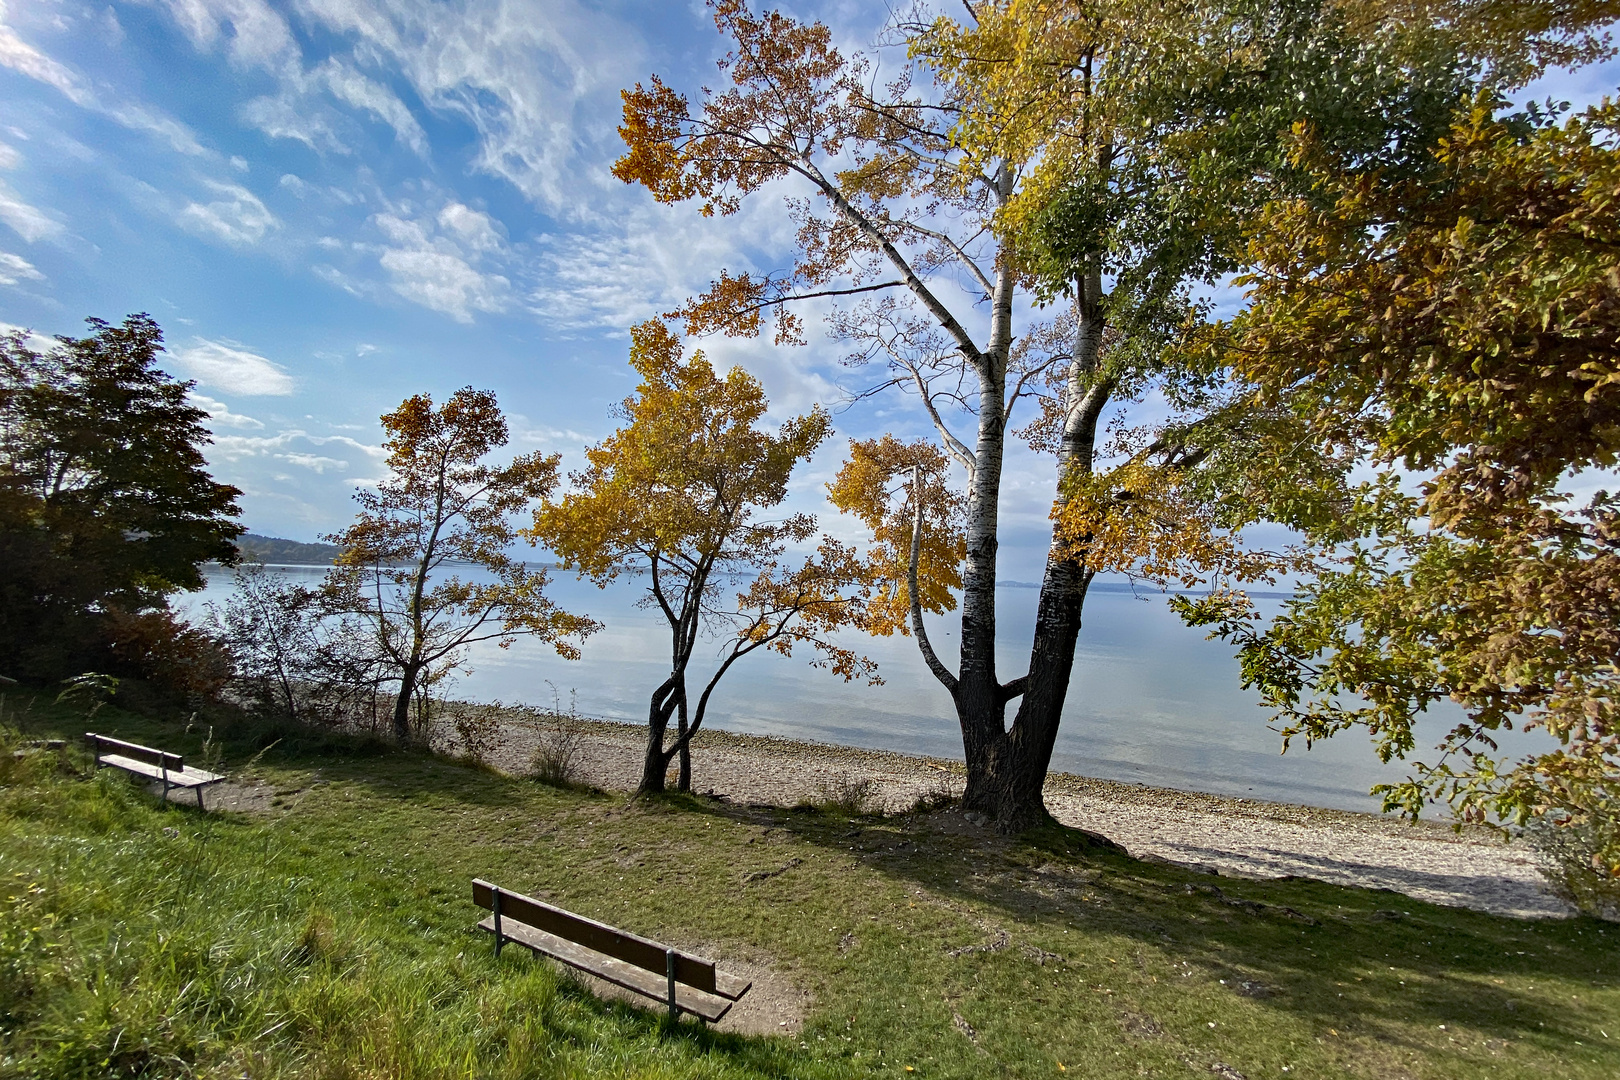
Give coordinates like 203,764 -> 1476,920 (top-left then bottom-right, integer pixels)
0,723 -> 813,1080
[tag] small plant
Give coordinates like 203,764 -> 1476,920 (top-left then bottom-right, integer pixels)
527,684 -> 587,788
815,773 -> 880,816
908,769 -> 960,815
452,701 -> 504,767
54,672 -> 119,710
1526,813 -> 1620,922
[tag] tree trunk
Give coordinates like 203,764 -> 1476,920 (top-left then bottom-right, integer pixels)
393,663 -> 419,744
638,674 -> 682,794
676,706 -> 692,792
956,242 -> 1110,833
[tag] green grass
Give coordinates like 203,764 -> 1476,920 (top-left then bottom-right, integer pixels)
2,695 -> 1618,1079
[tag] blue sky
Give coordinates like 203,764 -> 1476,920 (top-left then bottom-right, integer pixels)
1,1 -> 1616,580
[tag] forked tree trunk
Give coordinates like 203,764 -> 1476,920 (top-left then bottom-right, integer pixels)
951,254 -> 1110,832
639,674 -> 681,793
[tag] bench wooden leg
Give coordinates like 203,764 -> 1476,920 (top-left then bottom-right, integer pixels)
666,947 -> 677,1022
196,785 -> 206,810
492,887 -> 505,957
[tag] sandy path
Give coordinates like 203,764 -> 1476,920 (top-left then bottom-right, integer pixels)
447,711 -> 1567,921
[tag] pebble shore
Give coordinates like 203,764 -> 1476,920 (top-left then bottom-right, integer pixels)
445,708 -> 1568,920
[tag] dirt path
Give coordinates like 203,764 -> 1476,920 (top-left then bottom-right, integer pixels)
454,713 -> 1567,921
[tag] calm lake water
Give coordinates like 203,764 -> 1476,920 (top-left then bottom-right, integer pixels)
179,564 -> 1548,815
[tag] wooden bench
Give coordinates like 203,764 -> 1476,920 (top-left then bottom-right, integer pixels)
471,878 -> 751,1023
85,732 -> 225,809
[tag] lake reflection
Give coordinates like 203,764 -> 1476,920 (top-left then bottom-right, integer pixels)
179,565 -> 1546,814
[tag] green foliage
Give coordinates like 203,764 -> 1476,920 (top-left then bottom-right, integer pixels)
0,315 -> 242,683
1184,97 -> 1620,863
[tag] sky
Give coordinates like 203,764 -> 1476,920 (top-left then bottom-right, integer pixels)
1,1 -> 1616,582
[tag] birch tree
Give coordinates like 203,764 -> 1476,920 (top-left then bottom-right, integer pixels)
614,0 -> 1493,828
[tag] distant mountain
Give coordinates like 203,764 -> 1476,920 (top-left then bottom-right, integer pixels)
235,533 -> 341,566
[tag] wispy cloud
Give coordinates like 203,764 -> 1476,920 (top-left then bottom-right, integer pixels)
0,3 -> 212,157
369,202 -> 511,322
172,338 -> 296,395
0,179 -> 63,242
0,249 -> 41,285
190,391 -> 265,429
177,181 -> 278,246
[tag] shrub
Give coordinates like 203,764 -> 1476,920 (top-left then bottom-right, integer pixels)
525,689 -> 587,788
815,773 -> 880,816
1526,813 -> 1620,922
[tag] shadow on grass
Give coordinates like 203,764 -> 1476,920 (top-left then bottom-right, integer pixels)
25,699 -> 1615,1067
662,793 -> 1612,1055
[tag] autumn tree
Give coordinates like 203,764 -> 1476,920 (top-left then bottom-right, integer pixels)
1180,98 -> 1620,872
326,388 -> 596,743
0,315 -> 242,681
529,321 -> 875,794
613,0 -> 1514,828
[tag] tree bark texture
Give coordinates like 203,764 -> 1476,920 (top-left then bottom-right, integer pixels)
950,243 -> 1110,832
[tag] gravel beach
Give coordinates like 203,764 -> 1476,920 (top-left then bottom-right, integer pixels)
452,710 -> 1568,921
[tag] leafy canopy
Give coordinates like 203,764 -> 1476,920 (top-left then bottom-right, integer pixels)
0,315 -> 242,680
327,387 -> 595,735
1179,97 -> 1620,861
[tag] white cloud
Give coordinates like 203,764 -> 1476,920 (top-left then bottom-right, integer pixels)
0,180 -> 60,242
241,92 -> 345,152
369,204 -> 511,322
438,202 -> 504,251
172,338 -> 297,395
210,428 -> 385,467
0,249 -> 42,285
378,244 -> 510,322
277,452 -> 347,472
0,139 -> 19,170
178,181 -> 278,245
155,0 -> 300,73
316,58 -> 428,156
0,4 -> 212,157
259,0 -> 648,213
189,391 -> 265,429
0,319 -> 55,352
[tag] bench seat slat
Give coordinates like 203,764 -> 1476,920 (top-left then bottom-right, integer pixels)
472,879 -> 718,993
477,917 -> 734,1023
715,970 -> 753,1001
98,754 -> 224,787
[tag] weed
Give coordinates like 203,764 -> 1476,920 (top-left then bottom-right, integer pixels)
812,773 -> 879,816
526,684 -> 587,788
448,700 -> 504,766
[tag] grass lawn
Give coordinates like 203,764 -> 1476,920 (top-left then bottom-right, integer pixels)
2,695 -> 1617,1079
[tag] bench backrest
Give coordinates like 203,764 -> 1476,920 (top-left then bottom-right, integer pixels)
85,732 -> 183,771
471,879 -> 717,994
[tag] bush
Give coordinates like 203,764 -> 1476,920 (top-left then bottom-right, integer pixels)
447,701 -> 504,766
524,689 -> 588,788
102,609 -> 232,701
209,563 -> 394,732
812,773 -> 880,816
1526,814 -> 1620,922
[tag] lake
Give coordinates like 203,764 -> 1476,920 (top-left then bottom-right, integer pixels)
178,564 -> 1546,815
